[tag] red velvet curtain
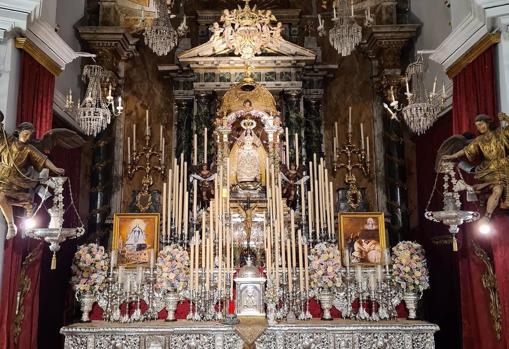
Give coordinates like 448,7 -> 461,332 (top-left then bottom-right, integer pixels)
16,52 -> 55,138
0,51 -> 55,349
452,47 -> 508,348
414,114 -> 463,348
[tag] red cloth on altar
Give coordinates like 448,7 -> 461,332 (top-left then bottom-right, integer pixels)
0,52 -> 54,349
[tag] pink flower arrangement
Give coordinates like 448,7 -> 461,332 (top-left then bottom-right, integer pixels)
392,241 -> 430,294
70,243 -> 109,295
156,244 -> 190,293
308,242 -> 343,292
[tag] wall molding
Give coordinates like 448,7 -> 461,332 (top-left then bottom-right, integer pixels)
16,20 -> 93,76
0,0 -> 41,41
446,32 -> 501,78
430,0 -> 509,72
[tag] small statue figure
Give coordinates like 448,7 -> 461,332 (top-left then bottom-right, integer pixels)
209,22 -> 223,42
271,22 -> 284,42
439,113 -> 509,222
0,112 -> 85,239
239,197 -> 258,246
190,163 -> 216,208
280,163 -> 308,210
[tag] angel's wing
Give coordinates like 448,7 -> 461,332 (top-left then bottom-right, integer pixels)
31,128 -> 85,154
279,172 -> 290,183
190,173 -> 216,182
295,175 -> 310,185
435,133 -> 473,171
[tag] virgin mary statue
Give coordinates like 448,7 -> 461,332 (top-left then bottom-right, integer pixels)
230,119 -> 267,190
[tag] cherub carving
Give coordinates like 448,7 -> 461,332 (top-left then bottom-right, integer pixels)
190,163 -> 216,208
280,163 -> 308,210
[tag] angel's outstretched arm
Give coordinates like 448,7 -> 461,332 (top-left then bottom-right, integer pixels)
442,149 -> 466,161
44,159 -> 65,176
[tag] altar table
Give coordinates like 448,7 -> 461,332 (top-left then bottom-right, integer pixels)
61,319 -> 439,349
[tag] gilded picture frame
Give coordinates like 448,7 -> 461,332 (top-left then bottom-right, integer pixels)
112,213 -> 160,268
338,212 -> 386,265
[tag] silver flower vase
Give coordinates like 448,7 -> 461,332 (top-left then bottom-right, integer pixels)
165,291 -> 179,322
318,290 -> 334,321
80,293 -> 95,322
403,291 -> 419,319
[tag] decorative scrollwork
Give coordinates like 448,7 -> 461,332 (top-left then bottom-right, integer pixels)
473,243 -> 502,341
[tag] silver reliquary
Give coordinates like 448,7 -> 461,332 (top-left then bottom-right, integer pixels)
235,257 -> 266,317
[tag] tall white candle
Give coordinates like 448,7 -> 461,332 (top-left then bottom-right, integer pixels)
366,136 -> 370,160
159,125 -> 163,151
161,138 -> 165,164
298,230 -> 304,292
360,123 -> 364,149
295,133 -> 299,167
348,106 -> 352,133
127,137 -> 131,164
133,124 -> 137,151
304,240 -> 309,291
406,78 -> 410,94
145,110 -> 150,136
285,127 -> 290,165
204,128 -> 208,164
193,133 -> 197,165
432,75 -> 437,94
355,264 -> 362,284
162,183 -> 167,240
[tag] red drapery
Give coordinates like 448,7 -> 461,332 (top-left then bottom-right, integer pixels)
452,47 -> 508,348
414,114 -> 463,348
0,51 -> 54,349
38,117 -> 83,348
16,52 -> 55,138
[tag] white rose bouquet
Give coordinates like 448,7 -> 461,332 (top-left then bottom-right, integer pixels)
308,242 -> 343,293
392,241 -> 430,294
70,243 -> 109,296
156,244 -> 190,293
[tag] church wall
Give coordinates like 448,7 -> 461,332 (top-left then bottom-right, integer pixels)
120,46 -> 174,212
55,0 -> 86,103
321,50 -> 378,211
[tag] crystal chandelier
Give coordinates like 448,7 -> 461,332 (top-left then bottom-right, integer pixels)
66,65 -> 123,137
383,54 -> 448,135
317,0 -> 370,57
144,0 -> 187,56
328,0 -> 362,56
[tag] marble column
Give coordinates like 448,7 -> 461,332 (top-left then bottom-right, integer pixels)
87,127 -> 114,241
303,97 -> 323,160
194,91 -> 215,165
175,99 -> 194,163
362,24 -> 419,243
283,90 -> 302,164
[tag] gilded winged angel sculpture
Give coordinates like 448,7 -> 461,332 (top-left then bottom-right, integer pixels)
0,111 -> 85,239
439,113 -> 509,222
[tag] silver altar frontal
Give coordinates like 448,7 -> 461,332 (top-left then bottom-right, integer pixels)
60,320 -> 439,349
234,258 -> 266,317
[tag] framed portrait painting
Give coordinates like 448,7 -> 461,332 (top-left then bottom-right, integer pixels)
112,213 -> 160,268
339,212 -> 385,265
